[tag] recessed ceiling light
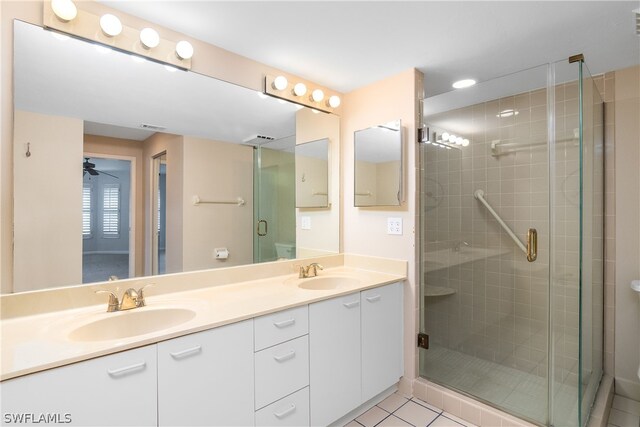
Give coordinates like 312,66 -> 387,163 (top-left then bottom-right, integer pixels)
452,79 -> 476,89
497,109 -> 519,118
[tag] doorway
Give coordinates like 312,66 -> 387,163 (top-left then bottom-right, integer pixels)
82,156 -> 133,283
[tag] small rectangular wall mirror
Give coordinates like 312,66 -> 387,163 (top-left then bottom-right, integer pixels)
295,138 -> 329,208
354,120 -> 402,207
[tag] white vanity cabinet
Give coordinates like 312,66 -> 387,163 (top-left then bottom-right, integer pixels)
361,282 -> 403,402
309,293 -> 362,426
0,345 -> 157,427
157,320 -> 254,427
309,282 -> 403,426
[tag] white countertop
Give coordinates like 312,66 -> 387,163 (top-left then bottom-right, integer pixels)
1,263 -> 405,381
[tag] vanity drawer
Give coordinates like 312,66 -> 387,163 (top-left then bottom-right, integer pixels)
255,387 -> 310,427
254,305 -> 308,351
255,335 -> 309,409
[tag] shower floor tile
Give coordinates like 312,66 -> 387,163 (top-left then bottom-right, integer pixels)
421,345 -> 579,425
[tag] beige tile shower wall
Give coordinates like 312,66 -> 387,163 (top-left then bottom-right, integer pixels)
424,86 -> 552,381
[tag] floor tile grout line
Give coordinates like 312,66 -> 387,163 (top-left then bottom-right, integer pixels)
410,397 -> 444,414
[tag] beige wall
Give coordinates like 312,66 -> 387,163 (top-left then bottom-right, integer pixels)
296,108 -> 341,257
13,110 -> 83,292
84,134 -> 144,278
182,136 -> 254,270
341,68 -> 423,394
613,65 -> 640,400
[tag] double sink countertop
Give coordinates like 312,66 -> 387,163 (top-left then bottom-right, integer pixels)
0,254 -> 407,381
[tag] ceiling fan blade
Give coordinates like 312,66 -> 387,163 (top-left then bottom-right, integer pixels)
95,169 -> 119,179
87,169 -> 99,176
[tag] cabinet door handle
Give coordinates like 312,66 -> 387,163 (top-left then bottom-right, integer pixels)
273,350 -> 296,362
170,345 -> 202,360
343,300 -> 360,308
274,404 -> 296,419
273,318 -> 295,328
107,361 -> 146,377
366,295 -> 381,303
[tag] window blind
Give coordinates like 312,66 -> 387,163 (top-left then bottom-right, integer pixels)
103,184 -> 120,237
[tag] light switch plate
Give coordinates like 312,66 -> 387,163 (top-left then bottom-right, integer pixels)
301,216 -> 311,230
387,217 -> 402,235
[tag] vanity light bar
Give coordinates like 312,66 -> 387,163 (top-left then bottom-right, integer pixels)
422,129 -> 465,150
264,75 -> 341,114
43,0 -> 193,70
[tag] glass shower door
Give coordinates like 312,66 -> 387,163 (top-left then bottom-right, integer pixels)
419,65 -> 551,425
253,136 -> 296,263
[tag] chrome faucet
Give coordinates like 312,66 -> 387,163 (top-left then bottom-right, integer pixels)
299,262 -> 324,278
453,241 -> 470,252
96,285 -> 154,312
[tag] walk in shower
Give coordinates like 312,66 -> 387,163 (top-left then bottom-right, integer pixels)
419,58 -> 604,426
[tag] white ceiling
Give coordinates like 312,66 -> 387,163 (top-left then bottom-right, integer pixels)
100,1 -> 640,96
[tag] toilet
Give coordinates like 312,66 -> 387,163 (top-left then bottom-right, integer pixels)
275,242 -> 295,260
633,280 -> 640,380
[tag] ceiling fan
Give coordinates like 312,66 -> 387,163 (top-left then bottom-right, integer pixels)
83,158 -> 119,179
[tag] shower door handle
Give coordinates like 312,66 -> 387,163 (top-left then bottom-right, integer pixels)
527,228 -> 537,262
257,219 -> 268,236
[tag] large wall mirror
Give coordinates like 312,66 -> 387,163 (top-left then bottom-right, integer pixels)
9,20 -> 340,294
354,120 -> 403,207
295,138 -> 329,208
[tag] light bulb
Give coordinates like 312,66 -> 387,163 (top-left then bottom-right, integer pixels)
462,139 -> 470,147
176,41 -> 194,60
140,28 -> 160,49
441,132 -> 450,141
448,134 -> 457,143
272,76 -> 288,91
293,83 -> 307,97
327,95 -> 341,108
100,14 -> 122,37
51,0 -> 77,22
455,137 -> 463,145
311,89 -> 324,103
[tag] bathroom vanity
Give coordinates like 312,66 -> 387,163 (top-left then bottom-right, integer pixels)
0,255 -> 406,426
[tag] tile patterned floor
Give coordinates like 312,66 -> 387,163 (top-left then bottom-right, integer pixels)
607,395 -> 640,427
345,393 -> 476,427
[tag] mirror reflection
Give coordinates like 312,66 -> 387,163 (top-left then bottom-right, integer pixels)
354,120 -> 403,207
295,138 -> 329,208
10,21 -> 339,294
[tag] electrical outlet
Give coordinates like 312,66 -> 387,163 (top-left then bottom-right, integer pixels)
387,217 -> 402,235
301,216 -> 311,230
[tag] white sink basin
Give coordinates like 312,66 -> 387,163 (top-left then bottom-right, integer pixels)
68,307 -> 196,342
286,275 -> 361,290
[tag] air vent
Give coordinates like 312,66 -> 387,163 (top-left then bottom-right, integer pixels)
242,134 -> 275,144
635,8 -> 640,35
140,123 -> 166,131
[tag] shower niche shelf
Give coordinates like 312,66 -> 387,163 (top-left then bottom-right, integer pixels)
424,286 -> 456,297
